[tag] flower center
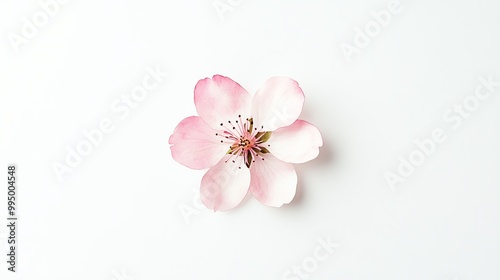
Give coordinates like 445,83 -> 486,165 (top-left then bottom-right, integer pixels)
239,137 -> 252,148
215,115 -> 271,168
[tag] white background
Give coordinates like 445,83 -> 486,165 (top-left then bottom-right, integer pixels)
1,0 -> 500,279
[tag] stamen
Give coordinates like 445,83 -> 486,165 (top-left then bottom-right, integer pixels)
216,115 -> 270,168
250,123 -> 265,139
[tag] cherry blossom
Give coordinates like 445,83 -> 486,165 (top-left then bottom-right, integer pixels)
169,75 -> 322,211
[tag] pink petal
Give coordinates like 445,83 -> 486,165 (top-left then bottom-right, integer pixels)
169,116 -> 228,170
249,153 -> 297,207
200,156 -> 250,211
266,120 -> 323,164
194,75 -> 252,129
251,77 -> 305,131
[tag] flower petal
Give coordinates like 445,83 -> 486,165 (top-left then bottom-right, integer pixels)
249,153 -> 297,207
266,120 -> 323,164
200,156 -> 250,211
251,77 -> 305,131
169,116 -> 228,170
194,75 -> 252,130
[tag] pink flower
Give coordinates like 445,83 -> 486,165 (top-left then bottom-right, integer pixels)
169,75 -> 323,211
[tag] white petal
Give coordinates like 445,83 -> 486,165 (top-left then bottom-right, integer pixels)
266,120 -> 323,163
251,77 -> 304,131
194,75 -> 252,130
249,153 -> 297,207
169,116 -> 228,169
200,155 -> 250,211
